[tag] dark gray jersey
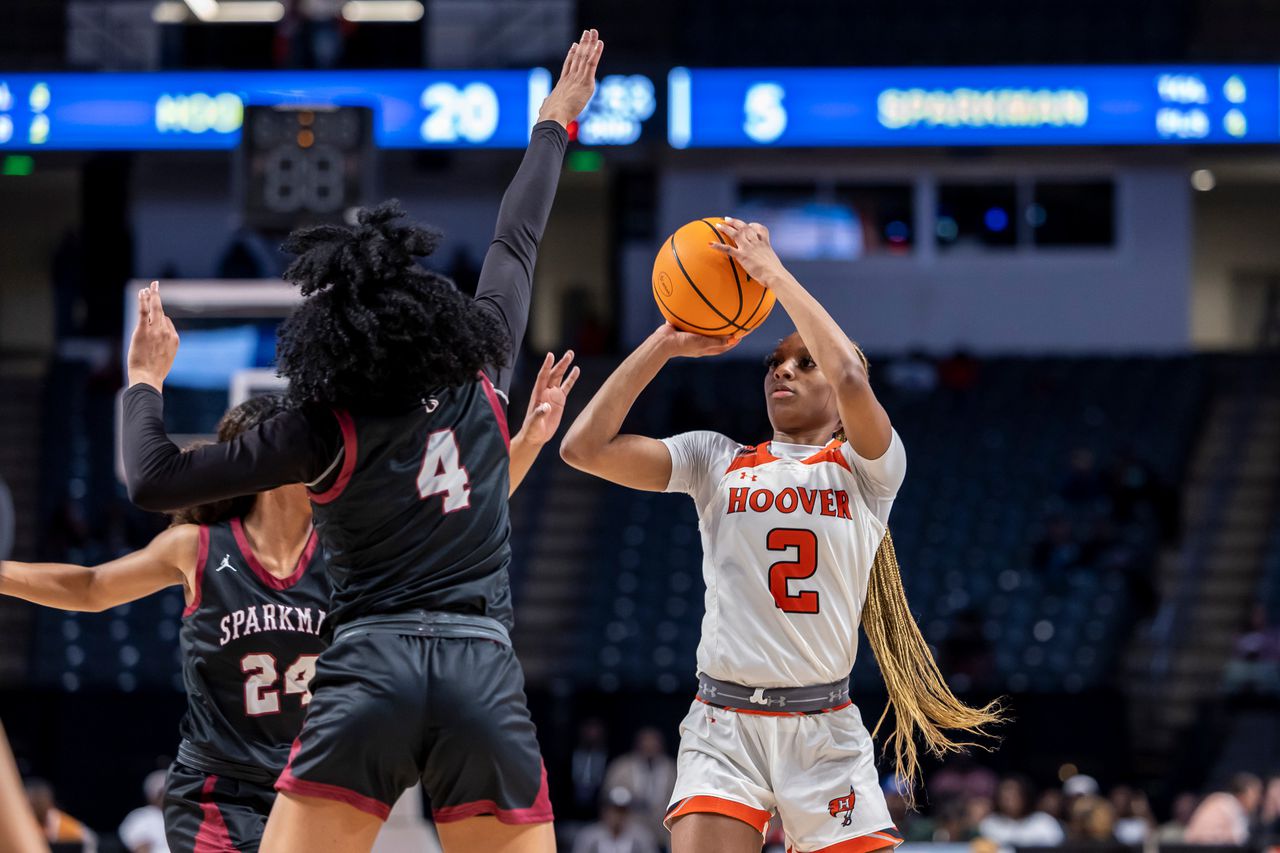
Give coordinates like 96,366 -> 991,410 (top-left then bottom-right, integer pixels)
177,520 -> 331,782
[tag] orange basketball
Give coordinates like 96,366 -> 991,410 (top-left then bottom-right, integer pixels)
652,217 -> 776,337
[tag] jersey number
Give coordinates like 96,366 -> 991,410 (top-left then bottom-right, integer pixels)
767,528 -> 820,614
241,653 -> 320,717
416,429 -> 472,513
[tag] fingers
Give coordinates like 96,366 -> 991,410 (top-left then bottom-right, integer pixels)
533,351 -> 556,388
548,349 -> 575,385
706,242 -> 740,258
560,43 -> 576,79
715,218 -> 744,245
560,365 -> 581,396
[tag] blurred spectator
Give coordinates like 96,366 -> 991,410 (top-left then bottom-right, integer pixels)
885,350 -> 938,394
930,757 -> 998,805
937,349 -> 979,391
25,778 -> 97,852
1184,773 -> 1262,845
602,727 -> 677,843
570,719 -> 610,819
1155,792 -> 1199,843
1067,794 -> 1116,843
1037,788 -> 1066,824
571,787 -> 658,853
119,770 -> 169,853
1261,775 -> 1280,839
978,776 -> 1065,846
1109,785 -> 1154,845
931,798 -> 981,843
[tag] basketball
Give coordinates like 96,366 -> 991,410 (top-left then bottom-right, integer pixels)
652,217 -> 776,337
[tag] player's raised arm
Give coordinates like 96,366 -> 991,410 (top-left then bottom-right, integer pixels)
474,29 -> 603,395
560,324 -> 736,491
710,217 -> 893,461
0,524 -> 197,613
122,284 -> 335,511
509,350 -> 581,495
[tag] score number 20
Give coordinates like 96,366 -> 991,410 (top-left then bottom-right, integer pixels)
420,82 -> 500,145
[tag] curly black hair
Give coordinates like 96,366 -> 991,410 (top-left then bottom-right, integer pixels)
170,393 -> 291,526
275,200 -> 510,410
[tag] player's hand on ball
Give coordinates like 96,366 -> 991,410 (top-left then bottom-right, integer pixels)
654,323 -> 740,359
711,217 -> 787,287
519,351 -> 581,447
538,29 -> 604,129
127,281 -> 179,392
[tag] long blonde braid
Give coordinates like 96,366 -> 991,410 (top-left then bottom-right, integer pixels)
845,344 -> 1006,803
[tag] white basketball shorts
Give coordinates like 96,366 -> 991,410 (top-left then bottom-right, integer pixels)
665,699 -> 904,853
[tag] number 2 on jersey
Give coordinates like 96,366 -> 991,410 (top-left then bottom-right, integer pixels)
241,653 -> 320,716
767,528 -> 820,614
417,429 -> 471,512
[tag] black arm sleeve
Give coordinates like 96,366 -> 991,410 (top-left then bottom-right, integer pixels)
122,384 -> 340,511
473,119 -> 569,396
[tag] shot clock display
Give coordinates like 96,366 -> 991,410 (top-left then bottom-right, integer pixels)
241,106 -> 371,231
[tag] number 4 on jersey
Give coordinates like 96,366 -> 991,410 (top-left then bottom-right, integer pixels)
417,429 -> 471,513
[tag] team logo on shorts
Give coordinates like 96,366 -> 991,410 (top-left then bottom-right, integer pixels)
828,787 -> 856,827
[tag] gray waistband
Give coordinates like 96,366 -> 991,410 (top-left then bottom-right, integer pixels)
334,611 -> 511,646
697,673 -> 851,714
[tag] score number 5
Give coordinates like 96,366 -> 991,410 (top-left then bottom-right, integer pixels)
744,82 -> 787,144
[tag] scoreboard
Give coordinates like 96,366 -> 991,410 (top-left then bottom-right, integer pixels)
668,65 -> 1280,148
0,70 -> 542,150
0,65 -> 1276,151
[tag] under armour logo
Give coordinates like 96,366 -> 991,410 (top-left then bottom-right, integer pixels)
738,472 -> 757,482
216,555 -> 237,573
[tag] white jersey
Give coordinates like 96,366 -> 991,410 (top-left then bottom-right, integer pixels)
662,430 -> 906,688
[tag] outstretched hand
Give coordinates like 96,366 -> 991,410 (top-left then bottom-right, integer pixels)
518,350 -> 581,447
538,28 -> 604,129
127,281 -> 179,391
709,217 -> 788,288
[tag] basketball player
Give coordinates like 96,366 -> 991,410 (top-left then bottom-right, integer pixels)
117,29 -> 601,853
0,362 -> 573,852
560,217 -> 1001,853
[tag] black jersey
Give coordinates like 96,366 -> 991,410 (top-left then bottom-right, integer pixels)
308,373 -> 513,630
176,519 -> 331,783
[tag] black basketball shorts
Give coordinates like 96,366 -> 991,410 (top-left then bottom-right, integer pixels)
275,629 -> 552,825
165,761 -> 277,853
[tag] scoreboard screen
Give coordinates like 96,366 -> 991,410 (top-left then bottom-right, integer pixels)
0,70 -> 540,150
668,65 -> 1280,148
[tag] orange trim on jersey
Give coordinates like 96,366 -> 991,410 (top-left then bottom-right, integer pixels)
695,696 -> 853,717
724,442 -> 778,475
796,826 -> 904,853
802,440 -> 852,472
665,795 -> 772,834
